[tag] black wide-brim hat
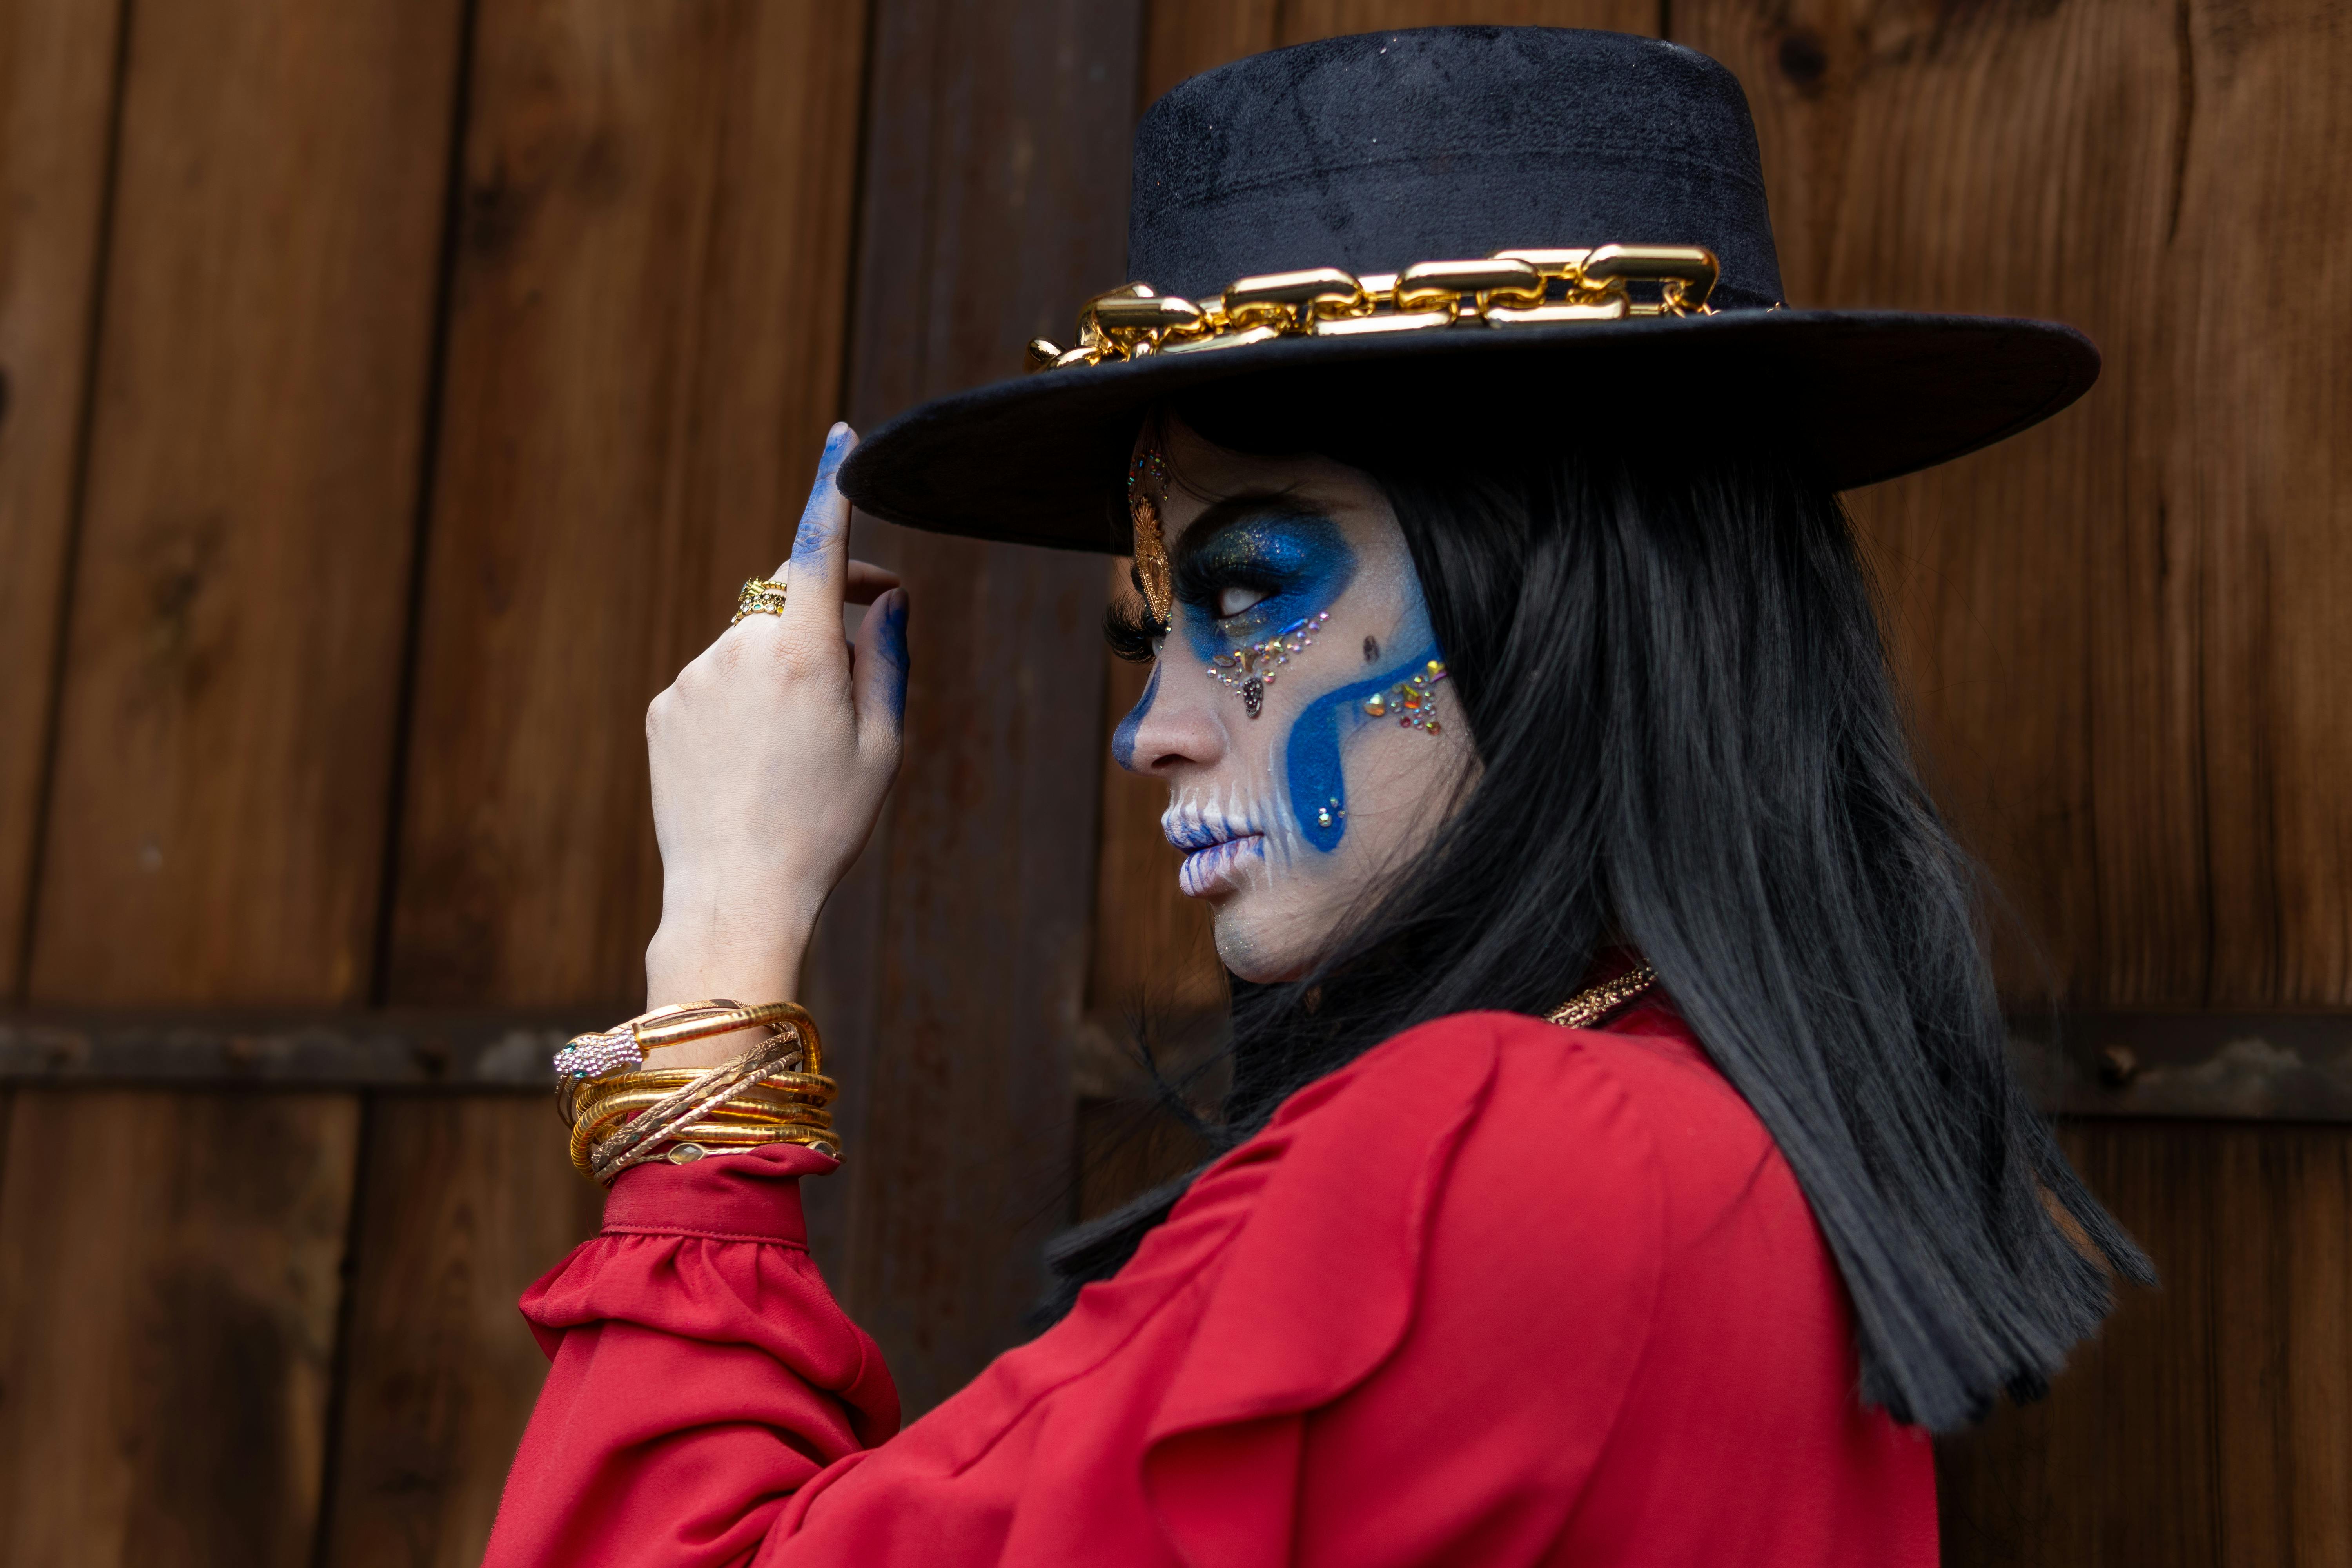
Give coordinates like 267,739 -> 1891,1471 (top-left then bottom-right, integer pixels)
838,27 -> 2098,554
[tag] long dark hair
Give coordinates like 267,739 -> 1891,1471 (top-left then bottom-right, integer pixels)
1052,409 -> 2151,1433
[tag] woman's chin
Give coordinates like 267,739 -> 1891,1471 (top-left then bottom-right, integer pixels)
1209,899 -> 1316,985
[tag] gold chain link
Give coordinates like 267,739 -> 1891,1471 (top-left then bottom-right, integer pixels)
1027,244 -> 1720,372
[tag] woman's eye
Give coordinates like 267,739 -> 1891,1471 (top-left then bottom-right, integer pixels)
1216,585 -> 1271,618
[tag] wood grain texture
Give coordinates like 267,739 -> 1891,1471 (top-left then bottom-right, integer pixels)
804,0 -> 1142,1416
385,0 -> 870,1010
1276,0 -> 1656,46
1939,1121 -> 2352,1567
1141,0 -> 1279,101
23,0 -> 466,1005
0,1090 -> 361,1568
1141,0 -> 1658,105
0,0 -> 122,999
316,1097 -> 603,1568
1671,0 -> 2352,1009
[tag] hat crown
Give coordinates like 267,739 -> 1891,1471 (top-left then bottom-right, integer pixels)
1129,27 -> 1785,311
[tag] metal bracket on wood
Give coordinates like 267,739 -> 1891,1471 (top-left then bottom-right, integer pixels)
2008,1012 -> 2352,1122
0,1009 -> 608,1090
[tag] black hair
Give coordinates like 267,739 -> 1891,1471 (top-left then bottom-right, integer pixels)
1054,411 -> 2151,1433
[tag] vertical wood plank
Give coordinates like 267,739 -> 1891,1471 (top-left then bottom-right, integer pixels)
811,0 -> 1142,1415
1141,0 -> 1278,101
317,1097 -> 604,1568
23,0 -> 467,1005
1139,2 -> 1661,111
1275,0 -> 1657,47
385,0 -> 870,1011
0,1091 -> 361,1568
1938,1122 -> 2352,1566
0,0 -> 123,998
1670,0 -> 2352,1009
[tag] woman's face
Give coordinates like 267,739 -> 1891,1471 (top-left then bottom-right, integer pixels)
1114,418 -> 1478,982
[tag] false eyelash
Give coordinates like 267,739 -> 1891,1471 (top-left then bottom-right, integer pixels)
1103,599 -> 1164,664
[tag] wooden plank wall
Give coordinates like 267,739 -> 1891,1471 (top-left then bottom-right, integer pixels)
814,0 -> 1137,1416
0,0 -> 2342,1564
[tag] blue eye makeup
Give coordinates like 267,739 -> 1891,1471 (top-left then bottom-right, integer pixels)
1172,511 -> 1357,661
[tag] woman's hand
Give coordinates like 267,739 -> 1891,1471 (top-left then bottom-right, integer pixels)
642,424 -> 908,1065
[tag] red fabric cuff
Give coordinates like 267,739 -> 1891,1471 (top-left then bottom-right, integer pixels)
601,1141 -> 840,1245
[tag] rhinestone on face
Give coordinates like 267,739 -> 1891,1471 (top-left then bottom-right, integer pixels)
1207,611 -> 1328,716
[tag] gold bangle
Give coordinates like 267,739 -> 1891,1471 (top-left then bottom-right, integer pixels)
556,1002 -> 824,1130
564,1070 -> 836,1134
573,1029 -> 837,1183
659,1131 -> 843,1167
635,1001 -> 821,1063
554,1000 -> 761,1081
660,1121 -> 837,1147
657,1142 -> 813,1168
573,1072 -> 837,1112
594,1118 -> 842,1179
573,1089 -> 836,1129
568,1094 -> 834,1162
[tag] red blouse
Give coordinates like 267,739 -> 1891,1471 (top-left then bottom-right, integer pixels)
486,1004 -> 1935,1566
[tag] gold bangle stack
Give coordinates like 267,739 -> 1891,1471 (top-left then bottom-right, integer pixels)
557,1000 -> 840,1184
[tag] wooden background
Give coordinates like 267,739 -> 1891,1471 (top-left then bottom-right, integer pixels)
0,0 -> 2343,1563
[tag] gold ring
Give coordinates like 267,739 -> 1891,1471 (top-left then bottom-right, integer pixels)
731,574 -> 789,626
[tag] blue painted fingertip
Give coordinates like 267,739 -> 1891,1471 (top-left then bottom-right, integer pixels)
876,588 -> 910,722
791,424 -> 851,577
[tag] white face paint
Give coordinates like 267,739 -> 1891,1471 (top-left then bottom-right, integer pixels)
1111,417 -> 1479,982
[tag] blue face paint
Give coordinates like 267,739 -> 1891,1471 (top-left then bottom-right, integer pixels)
1283,643 -> 1443,851
1282,566 -> 1444,852
789,425 -> 850,580
1174,513 -> 1357,663
1111,662 -> 1159,771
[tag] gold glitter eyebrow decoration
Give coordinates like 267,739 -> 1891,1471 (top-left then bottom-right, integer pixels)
1128,445 -> 1174,624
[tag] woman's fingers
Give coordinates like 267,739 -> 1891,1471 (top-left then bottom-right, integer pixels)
851,588 -> 911,762
845,559 -> 902,606
772,423 -> 858,639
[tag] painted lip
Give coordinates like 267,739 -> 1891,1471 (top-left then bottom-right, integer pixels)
1175,832 -> 1266,897
1163,818 -> 1253,852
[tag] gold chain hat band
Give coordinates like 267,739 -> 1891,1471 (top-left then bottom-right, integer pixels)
1027,244 -> 1721,371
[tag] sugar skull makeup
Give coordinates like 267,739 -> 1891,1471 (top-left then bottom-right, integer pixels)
1114,417 -> 1478,983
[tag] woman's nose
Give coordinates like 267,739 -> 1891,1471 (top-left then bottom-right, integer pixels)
1111,660 -> 1223,776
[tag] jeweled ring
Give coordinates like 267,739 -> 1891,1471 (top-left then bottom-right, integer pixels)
731,573 -> 790,626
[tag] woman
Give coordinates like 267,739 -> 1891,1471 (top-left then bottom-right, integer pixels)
489,27 -> 2147,1566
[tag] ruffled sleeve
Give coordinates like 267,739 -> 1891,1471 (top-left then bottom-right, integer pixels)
482,1144 -> 898,1568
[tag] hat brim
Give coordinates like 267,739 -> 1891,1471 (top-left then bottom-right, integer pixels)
837,310 -> 2098,553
